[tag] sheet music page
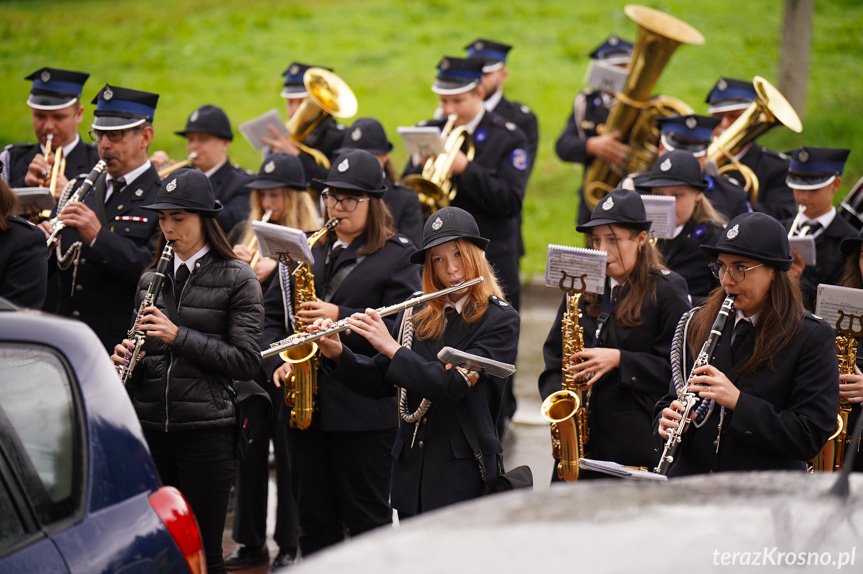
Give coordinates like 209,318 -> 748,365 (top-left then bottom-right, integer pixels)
545,245 -> 607,294
788,235 -> 816,266
397,126 -> 446,160
641,195 -> 676,239
436,347 -> 516,379
583,60 -> 628,94
239,110 -> 290,150
578,458 -> 668,482
251,220 -> 314,264
12,187 -> 55,214
815,284 -> 863,331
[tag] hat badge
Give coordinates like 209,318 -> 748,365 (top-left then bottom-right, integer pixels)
41,70 -> 51,83
166,179 -> 177,193
190,110 -> 200,123
602,196 -> 614,211
717,79 -> 728,92
103,86 -> 113,101
264,160 -> 275,173
440,58 -> 451,71
351,128 -> 362,142
798,149 -> 809,163
726,223 -> 739,240
476,41 -> 485,50
431,216 -> 444,230
609,35 -> 619,46
685,117 -> 697,129
660,158 -> 672,172
289,64 -> 300,76
337,158 -> 350,172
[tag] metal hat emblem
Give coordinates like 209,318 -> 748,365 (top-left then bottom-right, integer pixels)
190,110 -> 200,123
264,160 -> 275,173
338,158 -> 350,172
289,64 -> 300,76
476,41 -> 485,50
103,86 -> 113,101
660,158 -> 672,171
431,216 -> 444,230
351,128 -> 362,141
41,70 -> 51,83
166,179 -> 177,193
609,35 -> 619,46
602,196 -> 614,211
686,117 -> 697,129
726,223 -> 740,240
798,149 -> 809,162
717,79 -> 728,91
440,58 -> 451,71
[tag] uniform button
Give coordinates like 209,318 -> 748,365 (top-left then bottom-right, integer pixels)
80,258 -> 87,265
72,311 -> 80,318
75,284 -> 83,292
630,377 -> 637,383
125,227 -> 131,233
418,441 -> 424,449
743,431 -> 752,437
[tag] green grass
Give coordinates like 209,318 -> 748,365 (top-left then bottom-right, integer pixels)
2,0 -> 862,278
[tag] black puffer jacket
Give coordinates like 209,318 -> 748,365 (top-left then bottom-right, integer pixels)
129,250 -> 264,432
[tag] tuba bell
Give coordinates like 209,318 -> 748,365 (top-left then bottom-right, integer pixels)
401,114 -> 475,218
707,76 -> 803,204
583,5 -> 704,210
285,68 -> 358,169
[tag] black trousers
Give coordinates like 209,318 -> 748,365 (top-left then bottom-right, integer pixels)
231,386 -> 299,553
145,426 -> 236,574
286,426 -> 396,556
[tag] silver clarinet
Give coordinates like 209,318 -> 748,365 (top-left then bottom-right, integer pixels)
117,241 -> 175,385
655,294 -> 736,475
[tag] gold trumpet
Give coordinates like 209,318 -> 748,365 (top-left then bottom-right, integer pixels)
247,209 -> 273,269
285,68 -> 358,168
42,134 -> 67,200
157,152 -> 198,177
707,76 -> 803,203
401,114 -> 476,218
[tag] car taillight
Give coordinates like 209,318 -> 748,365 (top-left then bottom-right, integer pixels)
149,486 -> 207,574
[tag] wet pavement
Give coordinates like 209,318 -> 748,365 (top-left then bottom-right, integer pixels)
222,279 -> 562,571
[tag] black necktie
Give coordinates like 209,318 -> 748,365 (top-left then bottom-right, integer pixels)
174,263 -> 190,300
108,177 -> 126,203
804,221 -> 822,235
324,245 -> 345,285
731,320 -> 754,362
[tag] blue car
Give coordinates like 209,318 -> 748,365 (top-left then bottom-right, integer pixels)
0,300 -> 206,573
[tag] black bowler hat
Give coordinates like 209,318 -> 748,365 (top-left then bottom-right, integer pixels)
641,150 -> 709,191
706,77 -> 756,114
141,168 -> 222,216
312,149 -> 387,196
336,117 -> 394,156
589,35 -> 633,65
464,39 -> 512,73
175,105 -> 233,141
432,57 -> 484,95
701,212 -> 792,271
246,153 -> 307,190
410,206 -> 490,264
657,115 -> 720,157
281,62 -> 332,98
576,188 -> 652,233
840,227 -> 863,257
25,67 -> 89,110
786,146 -> 850,190
91,84 -> 159,130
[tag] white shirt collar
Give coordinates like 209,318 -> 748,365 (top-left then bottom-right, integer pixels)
107,159 -> 152,187
673,224 -> 685,239
40,134 -> 80,158
204,160 -> 226,178
805,206 -> 836,236
483,90 -> 504,113
443,293 -> 470,317
734,308 -> 759,327
174,243 -> 211,274
463,106 -> 485,136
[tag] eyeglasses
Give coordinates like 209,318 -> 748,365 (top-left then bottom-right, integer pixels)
709,261 -> 765,282
321,191 -> 371,213
88,128 -> 140,143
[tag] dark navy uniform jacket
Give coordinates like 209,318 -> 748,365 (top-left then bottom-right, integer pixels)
783,214 -> 858,310
656,220 -> 723,301
491,95 -> 539,177
383,176 -> 423,248
539,268 -> 691,469
210,159 -> 254,235
51,166 -> 162,353
403,111 -> 529,308
0,215 -> 47,308
324,295 -> 519,515
704,173 -> 750,221
654,312 -> 839,476
262,232 -> 421,432
296,116 -> 346,184
2,138 -> 100,188
738,145 -> 796,221
849,348 -> 863,473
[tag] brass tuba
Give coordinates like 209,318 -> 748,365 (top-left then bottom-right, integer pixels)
707,76 -> 803,204
540,272 -> 591,481
401,114 -> 476,218
285,68 -> 358,169
279,218 -> 339,429
583,5 -> 704,210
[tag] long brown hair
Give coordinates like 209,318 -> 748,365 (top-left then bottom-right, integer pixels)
323,188 -> 395,255
688,269 -> 805,374
239,187 -> 320,245
412,239 -> 505,341
839,244 -> 863,289
692,191 -> 727,226
583,225 -> 668,328
149,212 -> 236,268
0,179 -> 18,231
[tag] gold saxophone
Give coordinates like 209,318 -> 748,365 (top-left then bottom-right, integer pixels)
540,272 -> 591,481
810,310 -> 860,471
279,218 -> 339,429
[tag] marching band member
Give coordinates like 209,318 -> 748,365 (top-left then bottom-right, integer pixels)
784,146 -> 857,310
640,149 -> 726,300
262,149 -> 420,556
0,176 -> 47,308
656,211 -> 839,475
111,169 -> 263,574
41,84 -> 163,351
314,206 -> 519,517
538,188 -> 691,477
2,67 -> 99,192
838,229 -> 863,472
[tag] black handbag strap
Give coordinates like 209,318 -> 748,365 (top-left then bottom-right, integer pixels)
453,401 -> 504,482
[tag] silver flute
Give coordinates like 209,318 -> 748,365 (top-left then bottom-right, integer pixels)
262,276 -> 485,358
46,159 -> 108,249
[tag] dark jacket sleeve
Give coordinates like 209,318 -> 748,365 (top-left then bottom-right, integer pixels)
457,127 -> 527,219
555,110 -> 589,164
1,219 -> 47,308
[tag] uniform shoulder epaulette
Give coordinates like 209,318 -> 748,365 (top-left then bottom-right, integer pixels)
8,215 -> 38,229
335,124 -> 346,131
488,294 -> 514,309
389,232 -> 415,249
3,143 -> 33,152
761,147 -> 789,161
234,165 -> 254,176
